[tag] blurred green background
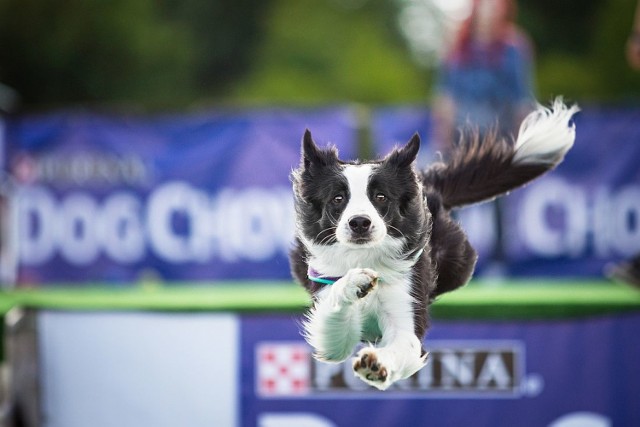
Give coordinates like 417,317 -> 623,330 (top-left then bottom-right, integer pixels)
1,0 -> 639,111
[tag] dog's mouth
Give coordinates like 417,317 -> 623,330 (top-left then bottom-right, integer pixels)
345,232 -> 385,247
350,236 -> 372,245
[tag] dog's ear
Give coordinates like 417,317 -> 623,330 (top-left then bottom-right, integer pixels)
385,133 -> 420,168
301,129 -> 338,169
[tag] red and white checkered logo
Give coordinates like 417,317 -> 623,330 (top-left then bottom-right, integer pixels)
257,342 -> 311,396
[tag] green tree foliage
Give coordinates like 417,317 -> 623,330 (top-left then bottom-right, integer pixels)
0,0 -> 269,109
518,0 -> 602,56
520,0 -> 640,103
1,0 -> 639,109
227,0 -> 429,105
159,0 -> 271,93
589,0 -> 640,102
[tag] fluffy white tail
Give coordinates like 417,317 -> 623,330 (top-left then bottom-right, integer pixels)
513,97 -> 580,165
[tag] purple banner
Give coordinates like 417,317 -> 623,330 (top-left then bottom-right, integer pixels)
241,313 -> 640,427
7,109 -> 358,284
372,106 -> 640,277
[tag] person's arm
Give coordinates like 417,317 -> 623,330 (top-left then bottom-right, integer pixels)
431,93 -> 456,155
626,0 -> 640,69
431,63 -> 458,157
504,29 -> 536,134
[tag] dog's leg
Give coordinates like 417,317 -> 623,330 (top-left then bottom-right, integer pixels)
352,282 -> 427,390
303,268 -> 378,363
428,195 -> 478,298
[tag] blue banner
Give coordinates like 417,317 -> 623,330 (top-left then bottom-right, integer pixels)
7,109 -> 359,284
372,106 -> 640,277
241,313 -> 640,427
503,108 -> 640,277
8,106 -> 640,282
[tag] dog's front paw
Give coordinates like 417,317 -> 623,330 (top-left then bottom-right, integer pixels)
352,348 -> 390,390
341,268 -> 378,301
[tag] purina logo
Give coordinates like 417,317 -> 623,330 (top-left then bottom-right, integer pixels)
257,343 -> 311,396
256,340 -> 542,398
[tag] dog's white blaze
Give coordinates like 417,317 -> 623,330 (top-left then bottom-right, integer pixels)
336,164 -> 387,244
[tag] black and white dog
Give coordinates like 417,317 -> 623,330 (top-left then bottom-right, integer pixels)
290,98 -> 578,390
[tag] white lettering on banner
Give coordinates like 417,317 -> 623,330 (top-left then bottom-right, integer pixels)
518,178 -> 640,258
440,351 -> 475,389
610,186 -> 640,254
18,187 -> 57,265
519,178 -> 588,257
256,340 -> 532,398
549,412 -> 612,427
146,181 -> 209,263
414,348 -> 516,392
477,353 -> 512,389
99,193 -> 145,263
58,193 -> 100,265
224,189 -> 283,262
258,413 -> 337,427
34,153 -> 149,186
147,183 -> 295,264
313,362 -> 369,392
207,190 -> 238,262
17,183 -> 295,266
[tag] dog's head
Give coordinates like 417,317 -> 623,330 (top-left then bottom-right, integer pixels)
292,130 -> 428,258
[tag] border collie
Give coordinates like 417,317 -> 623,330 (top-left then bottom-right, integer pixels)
290,98 -> 579,390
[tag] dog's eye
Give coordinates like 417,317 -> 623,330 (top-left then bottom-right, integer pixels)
375,193 -> 387,202
332,195 -> 344,204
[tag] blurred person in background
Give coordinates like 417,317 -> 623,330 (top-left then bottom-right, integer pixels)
432,0 -> 536,157
431,0 -> 537,276
608,0 -> 640,287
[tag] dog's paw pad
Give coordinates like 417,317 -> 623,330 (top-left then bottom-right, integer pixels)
344,268 -> 378,300
355,277 -> 378,298
353,349 -> 388,384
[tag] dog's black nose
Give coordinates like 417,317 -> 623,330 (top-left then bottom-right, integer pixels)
348,216 -> 372,234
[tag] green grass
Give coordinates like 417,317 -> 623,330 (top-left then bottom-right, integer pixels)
1,279 -> 639,320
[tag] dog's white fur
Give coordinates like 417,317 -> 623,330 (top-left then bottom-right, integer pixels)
303,265 -> 426,390
335,165 -> 387,246
301,99 -> 578,390
514,98 -> 579,165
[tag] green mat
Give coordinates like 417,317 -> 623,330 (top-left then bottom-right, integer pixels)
1,279 -> 639,320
